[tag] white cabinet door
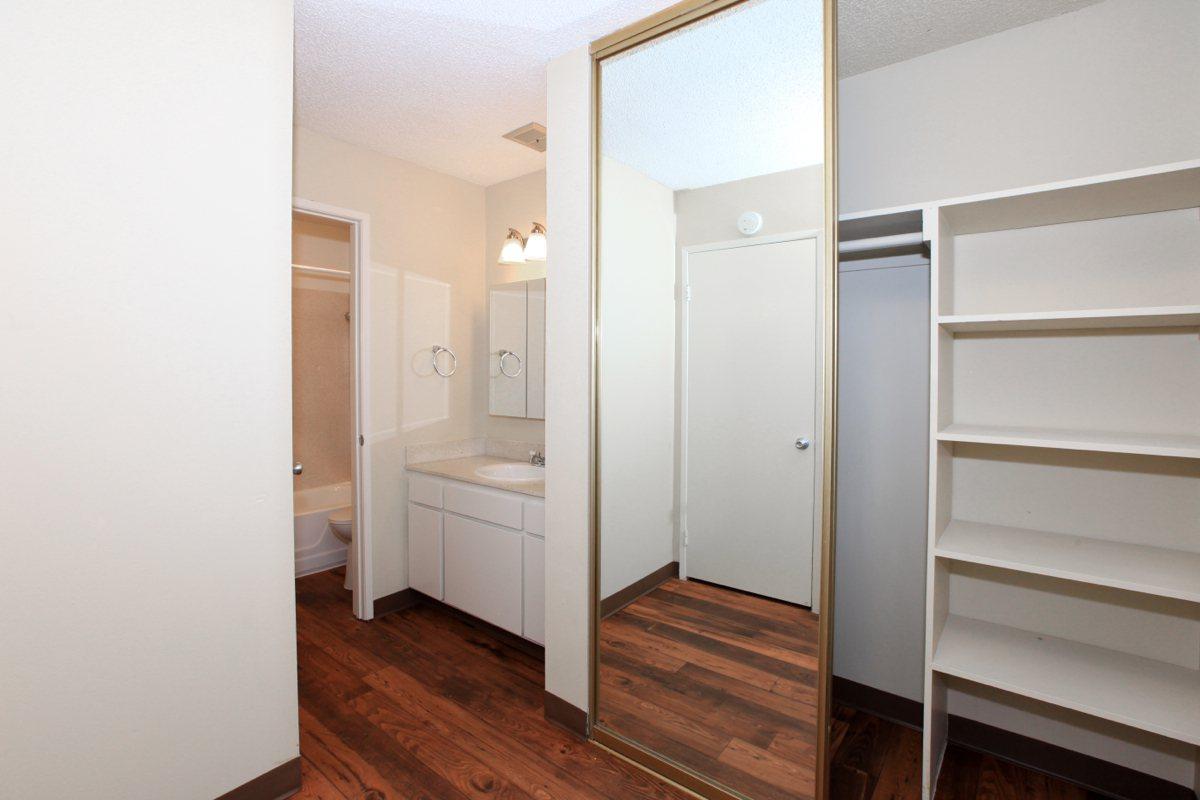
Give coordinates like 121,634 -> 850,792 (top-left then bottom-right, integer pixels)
408,502 -> 443,600
523,535 -> 545,645
443,483 -> 524,530
444,514 -> 523,635
523,500 -> 545,537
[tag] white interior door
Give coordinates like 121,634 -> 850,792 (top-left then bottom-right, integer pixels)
683,235 -> 819,606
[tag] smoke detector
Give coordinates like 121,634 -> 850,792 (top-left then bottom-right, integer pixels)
502,123 -> 547,153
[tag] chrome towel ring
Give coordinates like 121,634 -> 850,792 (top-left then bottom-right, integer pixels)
431,345 -> 457,377
499,349 -> 524,378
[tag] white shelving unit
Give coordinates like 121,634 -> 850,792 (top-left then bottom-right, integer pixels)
922,160 -> 1200,798
936,423 -> 1200,459
933,615 -> 1200,746
935,520 -> 1200,604
938,305 -> 1200,333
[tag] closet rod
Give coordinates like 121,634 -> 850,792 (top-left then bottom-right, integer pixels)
837,231 -> 924,254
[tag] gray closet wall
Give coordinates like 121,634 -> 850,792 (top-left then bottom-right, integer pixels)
834,263 -> 929,701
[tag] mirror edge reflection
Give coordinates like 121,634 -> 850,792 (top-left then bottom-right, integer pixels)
586,1 -> 840,799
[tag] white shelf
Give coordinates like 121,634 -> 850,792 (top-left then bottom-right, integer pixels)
937,424 -> 1200,459
933,615 -> 1200,746
935,520 -> 1200,603
939,305 -> 1200,333
939,161 -> 1200,234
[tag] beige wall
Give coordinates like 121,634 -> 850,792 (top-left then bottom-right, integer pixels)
293,126 -> 487,600
291,284 -> 353,491
483,170 -> 547,443
0,1 -> 297,797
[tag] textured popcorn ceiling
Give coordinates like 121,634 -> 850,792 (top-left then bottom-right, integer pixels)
295,0 -> 682,186
601,0 -> 824,190
296,0 -> 1108,187
838,0 -> 1106,77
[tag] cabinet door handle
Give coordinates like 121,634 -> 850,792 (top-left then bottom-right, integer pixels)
795,437 -> 811,451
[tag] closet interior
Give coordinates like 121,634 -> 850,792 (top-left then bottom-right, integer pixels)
923,161 -> 1200,797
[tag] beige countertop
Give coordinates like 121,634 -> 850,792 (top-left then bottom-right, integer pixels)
405,455 -> 544,498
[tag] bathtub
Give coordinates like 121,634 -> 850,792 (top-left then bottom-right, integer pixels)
294,481 -> 351,577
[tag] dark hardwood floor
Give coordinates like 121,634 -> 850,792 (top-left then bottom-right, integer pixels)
598,578 -> 820,800
293,569 -> 1101,800
828,706 -> 1103,800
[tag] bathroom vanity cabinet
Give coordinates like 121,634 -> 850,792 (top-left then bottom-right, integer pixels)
406,473 -> 545,644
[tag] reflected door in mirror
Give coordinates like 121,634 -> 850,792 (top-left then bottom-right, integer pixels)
592,0 -> 831,798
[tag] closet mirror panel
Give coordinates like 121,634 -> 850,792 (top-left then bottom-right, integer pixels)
592,1 -> 834,798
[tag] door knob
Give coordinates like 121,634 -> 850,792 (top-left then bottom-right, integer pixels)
795,437 -> 811,451
293,462 -> 303,475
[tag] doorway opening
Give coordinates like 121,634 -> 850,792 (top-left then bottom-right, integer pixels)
291,200 -> 373,620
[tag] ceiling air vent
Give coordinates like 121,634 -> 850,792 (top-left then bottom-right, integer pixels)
502,123 -> 547,153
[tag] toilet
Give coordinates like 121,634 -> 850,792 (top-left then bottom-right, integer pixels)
328,507 -> 354,591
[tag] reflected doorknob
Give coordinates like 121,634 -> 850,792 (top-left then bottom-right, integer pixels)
795,437 -> 811,451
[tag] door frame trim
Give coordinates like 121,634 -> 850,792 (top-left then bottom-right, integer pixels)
679,229 -> 825,609
292,197 -> 375,621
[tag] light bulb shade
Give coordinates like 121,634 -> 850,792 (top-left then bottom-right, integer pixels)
523,222 -> 547,262
498,228 -> 526,264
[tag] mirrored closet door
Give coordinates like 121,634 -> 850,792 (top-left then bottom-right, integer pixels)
590,1 -> 837,798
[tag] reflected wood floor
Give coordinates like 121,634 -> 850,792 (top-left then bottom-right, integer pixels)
293,569 -> 1098,800
599,578 -> 820,800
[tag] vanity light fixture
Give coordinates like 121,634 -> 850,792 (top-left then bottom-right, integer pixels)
523,222 -> 547,262
499,227 -> 526,264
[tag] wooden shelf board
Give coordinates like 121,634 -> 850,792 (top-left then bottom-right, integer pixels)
937,424 -> 1200,459
935,520 -> 1200,603
933,615 -> 1200,746
939,306 -> 1200,333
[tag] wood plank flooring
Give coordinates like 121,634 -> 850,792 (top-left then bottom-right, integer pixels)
293,569 -> 1100,800
599,578 -> 820,800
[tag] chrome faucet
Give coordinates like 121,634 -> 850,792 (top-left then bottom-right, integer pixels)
529,449 -> 546,467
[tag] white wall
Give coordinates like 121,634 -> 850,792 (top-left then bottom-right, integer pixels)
0,2 -> 297,798
484,170 -> 547,444
293,127 -> 486,601
839,0 -> 1200,213
598,157 -> 678,599
544,45 -> 594,712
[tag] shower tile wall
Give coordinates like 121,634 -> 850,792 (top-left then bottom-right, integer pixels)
292,285 -> 352,490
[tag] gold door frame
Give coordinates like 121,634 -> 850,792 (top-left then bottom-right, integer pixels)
587,1 -> 839,798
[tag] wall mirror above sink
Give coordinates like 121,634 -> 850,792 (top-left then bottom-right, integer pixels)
489,278 -> 546,420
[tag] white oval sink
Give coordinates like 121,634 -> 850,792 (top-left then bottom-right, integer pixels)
475,462 -> 545,482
